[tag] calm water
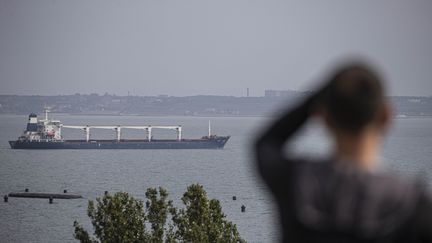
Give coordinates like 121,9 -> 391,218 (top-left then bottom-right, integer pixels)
0,114 -> 432,243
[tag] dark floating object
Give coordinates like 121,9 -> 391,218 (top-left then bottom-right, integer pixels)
232,196 -> 237,201
8,192 -> 82,199
25,188 -> 29,192
63,189 -> 67,193
241,205 -> 246,212
49,197 -> 53,204
3,195 -> 8,202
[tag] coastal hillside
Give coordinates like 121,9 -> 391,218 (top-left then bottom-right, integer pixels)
0,93 -> 431,117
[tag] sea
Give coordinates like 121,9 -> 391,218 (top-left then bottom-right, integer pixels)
0,114 -> 431,243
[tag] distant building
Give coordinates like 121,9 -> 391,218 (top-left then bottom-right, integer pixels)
264,90 -> 296,97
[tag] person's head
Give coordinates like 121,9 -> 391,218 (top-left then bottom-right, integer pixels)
318,63 -> 391,140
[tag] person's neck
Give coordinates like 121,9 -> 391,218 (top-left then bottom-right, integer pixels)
333,130 -> 380,171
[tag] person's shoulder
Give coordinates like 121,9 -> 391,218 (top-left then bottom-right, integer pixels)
367,171 -> 422,198
366,172 -> 432,239
361,171 -> 422,206
363,172 -> 423,225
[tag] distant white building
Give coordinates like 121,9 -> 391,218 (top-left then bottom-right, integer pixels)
264,90 -> 296,97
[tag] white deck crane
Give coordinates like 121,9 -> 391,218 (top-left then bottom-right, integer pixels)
60,124 -> 183,142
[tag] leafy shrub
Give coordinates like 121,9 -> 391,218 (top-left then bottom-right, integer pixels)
74,184 -> 245,243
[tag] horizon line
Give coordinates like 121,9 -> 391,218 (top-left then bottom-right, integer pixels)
0,92 -> 431,98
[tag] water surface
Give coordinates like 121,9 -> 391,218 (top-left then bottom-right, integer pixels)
0,115 -> 431,242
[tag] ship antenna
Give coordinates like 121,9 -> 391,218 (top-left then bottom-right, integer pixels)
44,107 -> 50,120
208,120 -> 211,137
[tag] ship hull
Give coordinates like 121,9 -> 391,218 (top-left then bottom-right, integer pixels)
9,137 -> 229,149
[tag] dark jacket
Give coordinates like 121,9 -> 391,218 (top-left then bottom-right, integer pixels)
255,99 -> 432,243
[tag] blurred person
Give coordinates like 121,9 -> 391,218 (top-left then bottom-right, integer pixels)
255,62 -> 432,242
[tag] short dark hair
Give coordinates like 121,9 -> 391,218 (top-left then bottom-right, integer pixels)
321,63 -> 385,133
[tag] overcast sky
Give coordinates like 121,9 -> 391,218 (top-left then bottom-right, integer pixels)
0,0 -> 431,97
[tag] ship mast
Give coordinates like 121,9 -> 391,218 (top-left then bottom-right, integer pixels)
44,106 -> 50,120
208,120 -> 211,137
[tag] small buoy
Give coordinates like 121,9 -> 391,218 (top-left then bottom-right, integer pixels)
25,188 -> 29,192
104,191 -> 109,195
232,196 -> 237,201
241,205 -> 246,212
49,197 -> 53,204
3,195 -> 8,202
63,189 -> 67,194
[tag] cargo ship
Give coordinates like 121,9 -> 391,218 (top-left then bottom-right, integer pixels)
9,111 -> 230,149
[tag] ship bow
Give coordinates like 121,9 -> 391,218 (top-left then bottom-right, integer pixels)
9,141 -> 16,149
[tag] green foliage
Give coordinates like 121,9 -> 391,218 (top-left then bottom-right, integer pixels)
145,187 -> 173,242
74,192 -> 148,243
171,184 -> 245,243
74,184 -> 245,243
73,221 -> 97,243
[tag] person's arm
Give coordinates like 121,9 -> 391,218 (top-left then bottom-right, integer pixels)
413,192 -> 432,242
254,92 -> 321,190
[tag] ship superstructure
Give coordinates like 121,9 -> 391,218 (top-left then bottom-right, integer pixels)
9,110 -> 229,149
20,110 -> 62,141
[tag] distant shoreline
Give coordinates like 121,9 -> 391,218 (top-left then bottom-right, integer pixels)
0,112 -> 431,119
1,94 -> 431,117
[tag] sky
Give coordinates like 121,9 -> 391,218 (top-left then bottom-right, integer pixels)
0,0 -> 431,97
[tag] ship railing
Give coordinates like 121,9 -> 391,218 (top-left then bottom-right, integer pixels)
28,138 -> 64,142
